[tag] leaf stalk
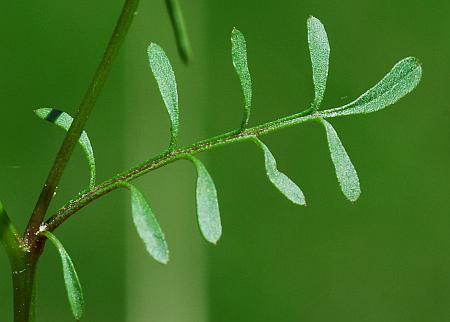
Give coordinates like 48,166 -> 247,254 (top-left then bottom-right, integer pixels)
43,110 -> 327,232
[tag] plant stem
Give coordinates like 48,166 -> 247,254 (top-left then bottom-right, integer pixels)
16,1 -> 141,318
11,253 -> 38,322
1,204 -> 37,322
42,109 -> 335,233
25,0 -> 141,245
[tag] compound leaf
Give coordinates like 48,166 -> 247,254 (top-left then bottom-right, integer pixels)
324,57 -> 422,117
231,28 -> 253,127
187,156 -> 222,244
42,231 -> 84,320
35,108 -> 96,190
125,183 -> 169,264
320,119 -> 360,201
253,138 -> 306,205
307,16 -> 330,110
148,43 -> 179,148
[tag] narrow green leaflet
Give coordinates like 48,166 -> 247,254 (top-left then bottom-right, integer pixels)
0,201 -> 21,259
324,57 -> 422,117
253,138 -> 306,205
148,43 -> 179,148
307,16 -> 330,110
320,119 -> 360,202
186,155 -> 222,244
42,231 -> 84,320
124,183 -> 169,264
165,0 -> 192,63
231,28 -> 253,128
35,108 -> 96,190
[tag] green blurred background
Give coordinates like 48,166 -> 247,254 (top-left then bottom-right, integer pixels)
1,0 -> 449,321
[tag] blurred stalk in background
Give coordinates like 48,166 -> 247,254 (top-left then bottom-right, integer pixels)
125,1 -> 208,321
